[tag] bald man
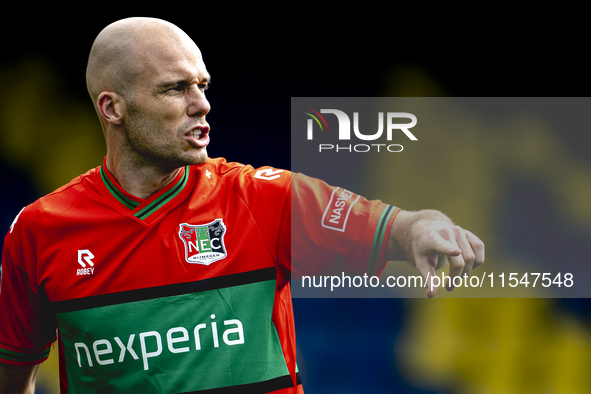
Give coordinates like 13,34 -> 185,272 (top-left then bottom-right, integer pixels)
87,17 -> 212,197
0,17 -> 484,393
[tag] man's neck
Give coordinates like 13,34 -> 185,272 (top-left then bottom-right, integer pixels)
105,155 -> 182,200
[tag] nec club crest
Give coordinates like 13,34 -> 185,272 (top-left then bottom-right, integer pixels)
178,219 -> 227,265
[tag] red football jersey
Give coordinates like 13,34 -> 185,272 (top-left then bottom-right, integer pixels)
0,157 -> 398,393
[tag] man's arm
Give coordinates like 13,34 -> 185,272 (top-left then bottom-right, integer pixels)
0,362 -> 40,394
386,209 -> 485,298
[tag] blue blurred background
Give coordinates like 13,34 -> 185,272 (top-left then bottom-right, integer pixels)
1,8 -> 590,394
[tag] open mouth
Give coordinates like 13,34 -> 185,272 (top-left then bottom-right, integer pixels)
186,125 -> 210,147
189,126 -> 208,139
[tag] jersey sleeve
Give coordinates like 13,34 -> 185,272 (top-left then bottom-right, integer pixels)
232,165 -> 399,279
0,204 -> 57,366
289,173 -> 399,278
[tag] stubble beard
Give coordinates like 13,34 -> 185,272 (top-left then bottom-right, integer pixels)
124,101 -> 208,171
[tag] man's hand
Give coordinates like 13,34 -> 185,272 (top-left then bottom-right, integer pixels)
386,210 -> 485,298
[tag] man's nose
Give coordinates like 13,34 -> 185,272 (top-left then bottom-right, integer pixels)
187,84 -> 210,117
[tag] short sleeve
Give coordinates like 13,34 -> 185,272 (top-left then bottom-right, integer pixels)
289,173 -> 399,278
0,205 -> 57,365
231,167 -> 398,280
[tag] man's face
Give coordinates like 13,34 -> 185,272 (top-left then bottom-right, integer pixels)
121,37 -> 211,169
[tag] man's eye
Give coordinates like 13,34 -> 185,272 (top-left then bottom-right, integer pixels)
164,82 -> 188,93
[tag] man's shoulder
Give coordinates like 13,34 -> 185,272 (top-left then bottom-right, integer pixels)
4,166 -> 102,251
17,166 -> 101,223
198,157 -> 245,174
195,157 -> 291,186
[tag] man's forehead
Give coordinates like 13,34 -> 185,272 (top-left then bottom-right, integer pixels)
132,37 -> 209,82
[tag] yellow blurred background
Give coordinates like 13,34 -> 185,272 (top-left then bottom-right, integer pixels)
379,69 -> 591,393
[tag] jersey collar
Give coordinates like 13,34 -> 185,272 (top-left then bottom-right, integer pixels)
99,158 -> 190,221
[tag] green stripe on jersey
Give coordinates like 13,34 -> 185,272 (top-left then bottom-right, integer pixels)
0,346 -> 51,363
134,166 -> 189,220
99,166 -> 140,210
100,165 -> 190,220
55,273 -> 290,393
366,205 -> 395,276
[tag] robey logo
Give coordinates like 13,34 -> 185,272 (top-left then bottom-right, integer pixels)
303,107 -> 417,153
77,250 -> 95,276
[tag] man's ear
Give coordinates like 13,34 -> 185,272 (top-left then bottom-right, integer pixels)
97,91 -> 124,125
